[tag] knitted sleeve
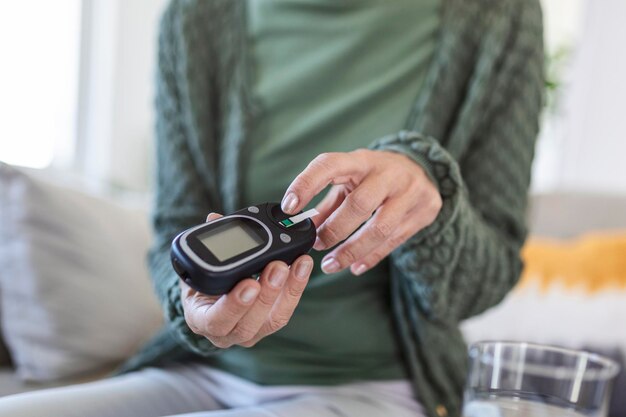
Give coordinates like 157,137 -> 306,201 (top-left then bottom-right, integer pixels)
148,2 -> 220,355
371,4 -> 544,323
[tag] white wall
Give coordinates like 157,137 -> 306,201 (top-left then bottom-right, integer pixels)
77,0 -> 166,192
533,0 -> 626,195
558,0 -> 626,194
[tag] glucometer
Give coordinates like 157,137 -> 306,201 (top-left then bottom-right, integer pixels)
171,202 -> 317,295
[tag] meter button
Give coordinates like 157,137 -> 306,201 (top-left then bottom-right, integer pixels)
247,206 -> 259,214
279,233 -> 291,244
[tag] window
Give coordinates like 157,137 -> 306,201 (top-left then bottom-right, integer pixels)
0,1 -> 82,168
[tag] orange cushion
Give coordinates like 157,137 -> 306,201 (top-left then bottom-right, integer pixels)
520,232 -> 626,293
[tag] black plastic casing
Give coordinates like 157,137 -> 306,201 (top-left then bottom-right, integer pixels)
170,202 -> 316,295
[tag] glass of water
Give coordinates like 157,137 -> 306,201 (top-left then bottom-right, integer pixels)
463,341 -> 620,417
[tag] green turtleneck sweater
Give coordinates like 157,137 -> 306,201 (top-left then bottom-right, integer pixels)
121,2 -> 544,416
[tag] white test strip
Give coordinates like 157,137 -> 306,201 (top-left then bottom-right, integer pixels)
287,208 -> 319,225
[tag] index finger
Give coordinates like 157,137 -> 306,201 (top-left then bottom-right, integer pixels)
253,255 -> 313,340
281,152 -> 365,214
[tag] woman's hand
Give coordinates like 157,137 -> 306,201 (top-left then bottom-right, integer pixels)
181,213 -> 313,348
281,149 -> 442,276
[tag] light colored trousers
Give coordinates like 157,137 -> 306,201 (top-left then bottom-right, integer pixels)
0,363 -> 425,417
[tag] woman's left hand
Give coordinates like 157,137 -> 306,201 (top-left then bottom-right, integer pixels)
281,149 -> 442,276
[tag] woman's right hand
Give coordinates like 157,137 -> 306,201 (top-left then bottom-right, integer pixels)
180,212 -> 314,348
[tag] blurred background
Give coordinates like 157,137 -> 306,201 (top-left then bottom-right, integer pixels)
1,0 -> 625,194
0,0 -> 625,414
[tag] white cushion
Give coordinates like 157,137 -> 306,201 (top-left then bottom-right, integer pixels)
0,163 -> 162,381
462,284 -> 626,352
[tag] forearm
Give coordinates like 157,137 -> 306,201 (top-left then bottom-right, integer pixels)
392,195 -> 524,321
371,131 -> 529,323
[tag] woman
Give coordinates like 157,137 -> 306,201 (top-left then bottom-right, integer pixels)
0,1 -> 543,416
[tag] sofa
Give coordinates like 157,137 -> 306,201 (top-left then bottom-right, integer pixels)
1,163 -> 625,414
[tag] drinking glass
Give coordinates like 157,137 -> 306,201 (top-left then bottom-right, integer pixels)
463,341 -> 620,417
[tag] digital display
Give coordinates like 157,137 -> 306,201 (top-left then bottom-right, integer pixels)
197,220 -> 264,262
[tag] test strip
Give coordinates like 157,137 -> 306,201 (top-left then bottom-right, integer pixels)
280,208 -> 319,227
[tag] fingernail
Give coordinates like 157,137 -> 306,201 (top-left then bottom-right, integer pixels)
206,212 -> 216,222
281,193 -> 298,214
321,257 -> 339,274
240,287 -> 259,303
269,268 -> 287,288
313,237 -> 325,251
295,260 -> 313,280
352,264 -> 367,276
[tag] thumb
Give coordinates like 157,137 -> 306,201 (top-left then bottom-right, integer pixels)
206,212 -> 224,222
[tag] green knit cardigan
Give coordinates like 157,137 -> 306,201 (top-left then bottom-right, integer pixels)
121,1 -> 544,416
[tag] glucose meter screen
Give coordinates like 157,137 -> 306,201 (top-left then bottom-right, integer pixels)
198,220 -> 264,262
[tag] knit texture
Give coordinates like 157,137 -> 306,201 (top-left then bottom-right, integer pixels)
121,1 -> 545,417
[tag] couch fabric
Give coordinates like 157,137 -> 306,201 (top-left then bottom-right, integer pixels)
0,163 -> 162,382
